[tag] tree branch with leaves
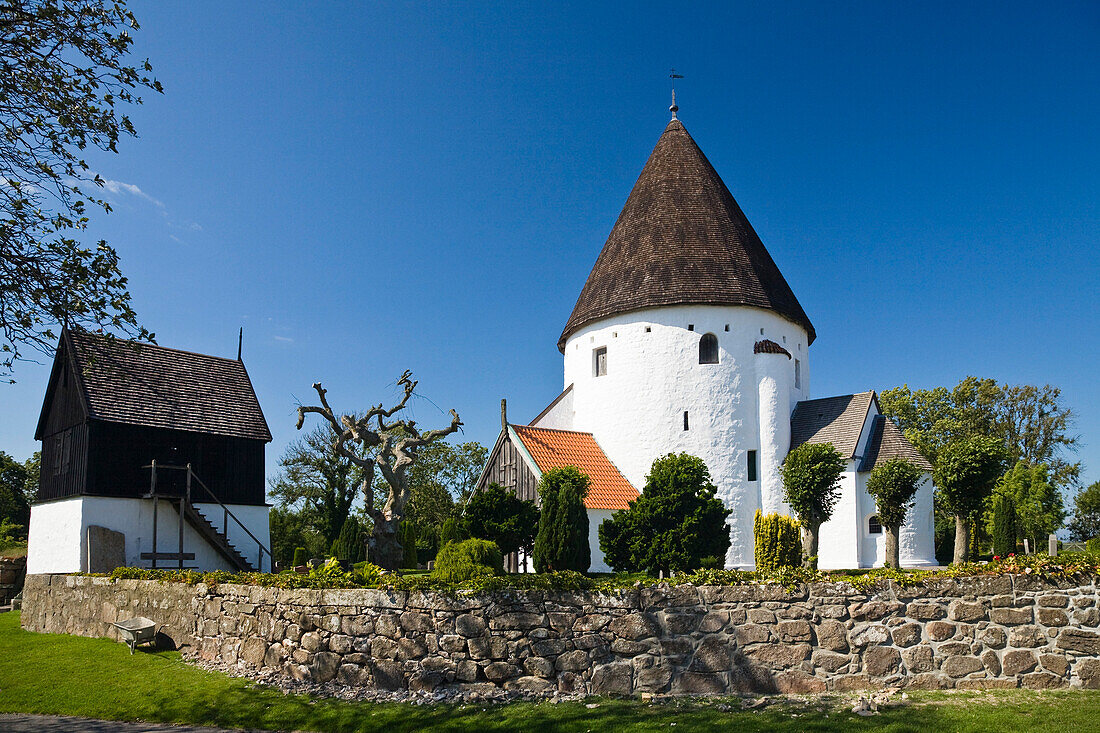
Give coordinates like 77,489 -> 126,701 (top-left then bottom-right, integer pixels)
1,0 -> 163,380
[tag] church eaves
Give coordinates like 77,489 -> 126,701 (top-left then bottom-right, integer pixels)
558,118 -> 815,352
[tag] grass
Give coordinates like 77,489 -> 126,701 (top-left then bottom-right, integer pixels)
0,542 -> 27,558
3,612 -> 1100,732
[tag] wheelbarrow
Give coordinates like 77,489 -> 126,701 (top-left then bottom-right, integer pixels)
112,617 -> 157,654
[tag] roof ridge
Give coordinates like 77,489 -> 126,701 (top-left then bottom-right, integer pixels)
513,423 -> 593,436
71,328 -> 244,365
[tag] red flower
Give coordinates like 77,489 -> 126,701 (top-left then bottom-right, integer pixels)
993,556 -> 1001,561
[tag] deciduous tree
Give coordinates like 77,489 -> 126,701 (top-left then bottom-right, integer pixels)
781,443 -> 845,568
296,371 -> 461,570
865,458 -> 923,568
1,0 -> 162,379
1069,481 -> 1100,542
934,436 -> 1009,564
269,422 -> 366,548
997,461 -> 1063,553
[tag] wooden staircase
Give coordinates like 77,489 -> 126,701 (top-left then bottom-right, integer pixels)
143,461 -> 271,573
183,502 -> 254,571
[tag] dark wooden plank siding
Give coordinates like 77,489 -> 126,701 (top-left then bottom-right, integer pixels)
478,430 -> 540,503
39,350 -> 85,439
37,423 -> 88,501
83,422 -> 267,506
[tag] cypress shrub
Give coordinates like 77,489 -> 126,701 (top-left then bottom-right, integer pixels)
292,546 -> 308,567
329,517 -> 365,563
430,538 -> 503,583
533,466 -> 591,573
399,521 -> 419,569
753,510 -> 801,572
992,494 -> 1017,557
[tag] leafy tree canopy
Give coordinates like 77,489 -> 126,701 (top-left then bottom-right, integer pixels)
934,436 -> 1010,517
865,458 -> 923,528
0,451 -> 31,527
996,460 -> 1063,547
1070,481 -> 1100,542
781,442 -> 845,527
463,483 -> 538,556
880,377 -> 1080,490
599,453 -> 731,575
269,422 -> 368,548
1,0 -> 162,380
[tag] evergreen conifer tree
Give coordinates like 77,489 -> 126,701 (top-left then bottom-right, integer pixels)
992,493 -> 1017,558
533,467 -> 591,573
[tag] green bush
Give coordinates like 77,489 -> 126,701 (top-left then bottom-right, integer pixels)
533,467 -> 590,573
0,519 -> 25,553
430,538 -> 503,583
463,483 -> 539,556
599,454 -> 730,575
753,511 -> 801,572
992,494 -> 1017,558
352,561 -> 385,585
1086,537 -> 1100,556
291,547 -> 308,567
439,516 -> 465,547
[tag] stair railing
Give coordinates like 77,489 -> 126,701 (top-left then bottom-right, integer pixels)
143,461 -> 272,572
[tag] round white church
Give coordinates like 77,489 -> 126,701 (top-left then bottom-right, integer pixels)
478,112 -> 936,572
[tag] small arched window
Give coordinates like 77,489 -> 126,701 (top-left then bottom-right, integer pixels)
868,515 -> 882,535
699,333 -> 719,364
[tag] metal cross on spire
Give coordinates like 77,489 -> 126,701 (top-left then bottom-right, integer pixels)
669,69 -> 684,119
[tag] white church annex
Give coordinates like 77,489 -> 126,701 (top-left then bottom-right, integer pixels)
478,112 -> 936,571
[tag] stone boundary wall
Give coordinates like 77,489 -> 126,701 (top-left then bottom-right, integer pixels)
20,573 -> 1100,694
0,556 -> 26,605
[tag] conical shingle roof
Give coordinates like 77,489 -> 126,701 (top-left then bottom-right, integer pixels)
558,119 -> 815,352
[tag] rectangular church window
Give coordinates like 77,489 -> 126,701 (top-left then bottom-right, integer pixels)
747,450 -> 758,481
683,411 -> 689,431
594,347 -> 607,377
795,359 -> 801,389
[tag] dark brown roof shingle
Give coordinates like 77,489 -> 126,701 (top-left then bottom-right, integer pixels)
859,415 -> 933,472
754,339 -> 791,358
558,119 -> 814,352
789,391 -> 875,459
65,329 -> 271,441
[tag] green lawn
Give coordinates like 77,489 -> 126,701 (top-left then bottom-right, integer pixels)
3,611 -> 1100,732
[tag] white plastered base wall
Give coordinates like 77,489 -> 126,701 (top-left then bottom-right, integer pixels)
27,496 -> 271,574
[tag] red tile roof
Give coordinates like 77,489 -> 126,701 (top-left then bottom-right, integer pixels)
511,425 -> 638,511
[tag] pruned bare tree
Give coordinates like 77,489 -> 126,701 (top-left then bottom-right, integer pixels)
296,370 -> 461,569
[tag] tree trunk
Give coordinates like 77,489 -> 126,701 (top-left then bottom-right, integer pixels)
953,515 -> 970,565
884,523 -> 901,569
369,513 -> 403,570
802,523 -> 820,569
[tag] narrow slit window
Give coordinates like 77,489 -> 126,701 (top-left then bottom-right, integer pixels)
699,333 -> 719,364
794,359 -> 801,389
868,515 -> 882,534
594,347 -> 607,377
747,450 -> 758,481
683,411 -> 689,431
688,324 -> 694,331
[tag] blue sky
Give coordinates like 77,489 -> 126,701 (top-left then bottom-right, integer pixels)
2,2 -> 1097,495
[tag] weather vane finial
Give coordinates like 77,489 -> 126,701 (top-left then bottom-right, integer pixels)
669,69 -> 684,120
